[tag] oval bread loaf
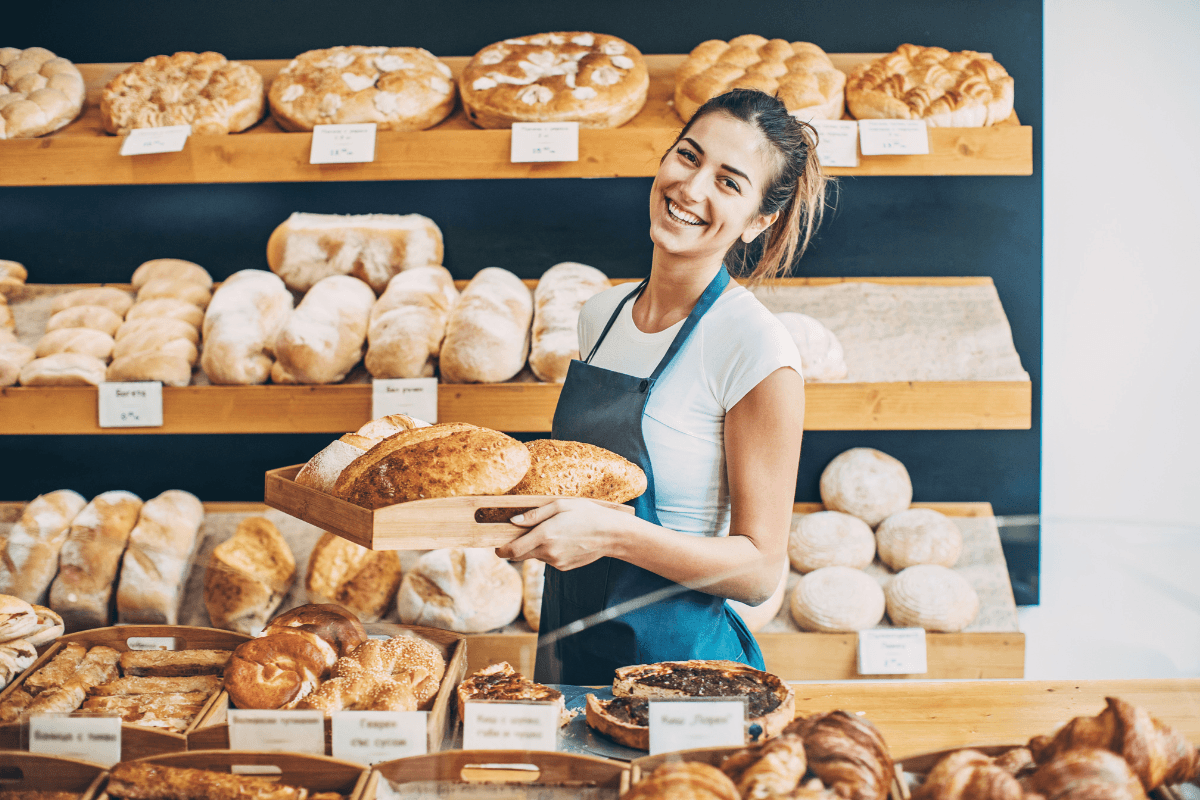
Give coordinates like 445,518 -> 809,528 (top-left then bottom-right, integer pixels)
365,266 -> 459,379
130,258 -> 213,290
819,447 -> 912,527
201,269 -> 294,385
45,305 -> 123,337
0,489 -> 87,604
789,566 -> 885,633
875,508 -> 963,570
396,548 -> 522,633
34,328 -> 115,361
270,274 -> 376,385
19,353 -> 107,386
114,316 -> 199,346
107,352 -> 193,387
49,287 -> 135,317
439,267 -> 533,383
529,262 -> 610,383
117,489 -> 204,625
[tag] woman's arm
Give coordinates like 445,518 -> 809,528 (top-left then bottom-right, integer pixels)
496,366 -> 804,606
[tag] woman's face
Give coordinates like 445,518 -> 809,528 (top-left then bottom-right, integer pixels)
649,112 -> 779,262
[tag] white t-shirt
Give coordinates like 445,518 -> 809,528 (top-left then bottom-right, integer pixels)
577,281 -> 803,539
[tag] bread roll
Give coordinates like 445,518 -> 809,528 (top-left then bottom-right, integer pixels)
200,269 -> 293,385
107,352 -> 193,386
875,508 -> 963,570
136,278 -> 212,309
49,287 -> 135,318
0,328 -> 17,344
396,548 -> 522,632
0,260 -> 27,293
116,490 -> 204,625
439,267 -> 533,383
267,211 -> 445,293
19,353 -> 107,386
45,305 -> 122,336
884,564 -> 978,632
295,436 -> 369,493
270,274 -> 376,384
789,566 -> 885,633
0,299 -> 13,331
49,490 -> 144,632
305,532 -> 403,623
112,328 -> 198,365
819,448 -> 913,528
775,312 -> 848,382
34,327 -> 115,361
522,559 -> 545,631
130,258 -> 213,290
204,516 -> 296,635
114,316 -> 199,346
788,511 -> 876,573
124,297 -> 204,328
0,342 -> 35,387
529,262 -> 610,382
0,489 -> 87,604
0,640 -> 38,688
365,265 -> 459,379
0,594 -> 40,641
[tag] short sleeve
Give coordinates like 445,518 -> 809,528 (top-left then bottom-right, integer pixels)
708,295 -> 804,411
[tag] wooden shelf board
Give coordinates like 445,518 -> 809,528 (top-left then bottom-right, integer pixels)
0,55 -> 1032,186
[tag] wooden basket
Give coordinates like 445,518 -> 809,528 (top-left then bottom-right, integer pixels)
265,464 -> 634,550
189,624 -> 468,754
0,625 -> 250,759
0,751 -> 108,798
364,750 -> 630,800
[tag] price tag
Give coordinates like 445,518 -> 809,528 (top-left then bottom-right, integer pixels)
510,122 -> 579,163
808,119 -> 860,168
119,125 -> 191,156
310,123 -> 377,164
463,701 -> 559,752
98,381 -> 163,428
648,698 -> 746,755
228,709 -> 324,754
858,627 -> 928,675
28,715 -> 121,766
331,711 -> 427,764
371,377 -> 437,423
857,119 -> 930,155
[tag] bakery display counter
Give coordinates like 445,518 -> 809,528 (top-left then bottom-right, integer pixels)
0,54 -> 1032,187
0,277 -> 1033,434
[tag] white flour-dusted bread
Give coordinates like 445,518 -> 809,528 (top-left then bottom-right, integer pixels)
396,548 -> 522,633
19,353 -> 107,386
439,267 -> 532,383
0,342 -> 35,386
819,447 -> 912,528
270,275 -> 376,385
201,269 -> 293,385
885,564 -> 979,632
130,258 -> 213,290
775,312 -> 847,382
116,490 -> 204,625
529,262 -> 609,383
0,489 -> 87,604
267,212 -> 444,294
0,47 -> 85,139
876,508 -> 963,570
788,510 -> 875,573
365,265 -> 459,379
790,566 -> 885,633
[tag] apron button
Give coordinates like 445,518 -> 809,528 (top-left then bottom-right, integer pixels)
639,379 -> 649,392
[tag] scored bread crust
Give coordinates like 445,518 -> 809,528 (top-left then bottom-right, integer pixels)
331,422 -> 476,497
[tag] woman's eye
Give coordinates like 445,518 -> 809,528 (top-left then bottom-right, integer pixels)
722,177 -> 741,193
677,148 -> 697,163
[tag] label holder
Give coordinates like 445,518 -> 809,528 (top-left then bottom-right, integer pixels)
227,709 -> 325,755
462,700 -> 560,752
807,119 -> 860,168
310,123 -> 378,164
331,710 -> 428,764
119,125 -> 191,156
857,627 -> 929,675
27,713 -> 122,766
510,122 -> 580,163
647,696 -> 748,755
857,119 -> 930,156
371,377 -> 438,423
97,381 -> 164,428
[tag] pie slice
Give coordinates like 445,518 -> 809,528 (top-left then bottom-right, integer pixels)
456,661 -> 570,726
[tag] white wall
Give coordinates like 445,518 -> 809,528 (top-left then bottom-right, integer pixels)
1023,0 -> 1200,678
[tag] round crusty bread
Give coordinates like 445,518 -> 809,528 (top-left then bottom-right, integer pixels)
270,46 -> 457,132
305,531 -> 404,624
819,448 -> 912,528
789,566 -> 885,632
875,508 -> 963,571
395,548 -> 522,633
775,312 -> 848,382
45,305 -> 123,337
19,352 -> 107,386
34,328 -> 116,361
727,558 -> 789,632
885,564 -> 979,632
49,287 -> 135,318
521,558 -> 545,632
788,510 -> 876,573
130,259 -> 213,290
0,47 -> 85,139
461,32 -> 648,129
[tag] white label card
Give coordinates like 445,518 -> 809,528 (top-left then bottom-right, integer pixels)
857,119 -> 930,156
119,125 -> 191,156
808,119 -> 860,168
310,123 -> 378,164
98,381 -> 163,428
332,711 -> 427,764
228,709 -> 325,754
463,701 -> 559,752
858,627 -> 928,675
28,715 -> 121,766
648,698 -> 746,755
371,377 -> 438,423
510,122 -> 579,163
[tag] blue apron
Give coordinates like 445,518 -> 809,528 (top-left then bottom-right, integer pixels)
534,266 -> 765,685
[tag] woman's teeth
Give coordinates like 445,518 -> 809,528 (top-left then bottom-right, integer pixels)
667,199 -> 705,226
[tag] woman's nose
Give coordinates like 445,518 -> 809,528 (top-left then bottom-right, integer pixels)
678,168 -> 707,203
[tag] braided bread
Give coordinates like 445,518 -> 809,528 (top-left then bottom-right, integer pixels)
331,635 -> 445,707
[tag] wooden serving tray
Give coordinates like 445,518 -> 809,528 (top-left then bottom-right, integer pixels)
0,751 -> 108,797
365,750 -> 630,800
264,464 -> 635,550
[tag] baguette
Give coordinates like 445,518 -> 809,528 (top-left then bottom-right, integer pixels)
45,305 -> 123,336
49,490 -> 144,632
136,278 -> 212,309
365,265 -> 459,379
124,297 -> 205,329
91,674 -> 223,696
18,353 -> 108,386
23,641 -> 87,695
529,262 -> 610,382
270,274 -> 376,384
119,649 -> 232,677
130,258 -> 213,290
200,269 -> 293,385
0,489 -> 87,603
439,267 -> 533,383
49,287 -> 135,317
34,327 -> 116,361
116,490 -> 204,625
204,516 -> 296,635
114,316 -> 200,346
112,327 -> 199,365
0,342 -> 35,387
106,352 -> 193,386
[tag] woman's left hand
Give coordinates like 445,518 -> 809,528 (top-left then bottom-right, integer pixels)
494,499 -> 628,571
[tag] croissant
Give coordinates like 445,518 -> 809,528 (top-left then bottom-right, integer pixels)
1027,697 -> 1200,791
1024,747 -> 1148,800
627,762 -> 740,800
913,749 -> 1025,800
784,711 -> 893,800
720,733 -> 808,799
794,778 -> 841,799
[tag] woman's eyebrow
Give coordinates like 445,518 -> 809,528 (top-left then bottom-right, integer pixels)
683,136 -> 754,187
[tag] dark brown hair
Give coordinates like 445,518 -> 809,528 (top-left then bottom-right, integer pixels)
672,88 -> 830,283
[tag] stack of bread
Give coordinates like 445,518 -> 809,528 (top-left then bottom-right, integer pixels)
21,285 -> 133,386
0,261 -> 32,385
200,269 -> 293,384
0,595 -> 64,691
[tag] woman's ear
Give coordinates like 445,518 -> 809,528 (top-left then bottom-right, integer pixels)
741,210 -> 781,244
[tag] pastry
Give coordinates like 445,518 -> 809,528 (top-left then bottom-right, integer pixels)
270,46 -> 456,131
789,566 -> 886,632
34,328 -> 116,361
0,640 -> 38,689
626,762 -> 740,800
267,211 -> 444,294
328,635 -> 445,707
90,675 -> 223,696
200,269 -> 293,385
784,711 -> 894,800
116,490 -> 204,625
262,603 -> 369,661
675,36 -> 845,123
529,262 -> 610,383
297,668 -> 417,716
875,508 -> 963,570
106,761 -> 309,800
0,47 -> 85,139
18,605 -> 63,647
461,32 -> 649,129
204,516 -> 296,635
365,265 -> 459,379
18,353 -> 107,386
884,564 -> 979,632
913,749 -> 1025,800
439,267 -> 533,383
720,733 -> 808,799
456,661 -> 566,723
224,632 -> 329,710
0,595 -> 39,641
26,645 -> 121,715
788,511 -> 876,573
270,274 -> 376,384
396,547 -> 523,633
119,649 -> 232,677
305,531 -> 403,623
100,51 -> 265,135
23,641 -> 87,695
775,312 -> 848,382
1026,747 -> 1148,800
0,490 -> 87,604
521,559 -> 545,631
129,258 -> 213,290
846,44 -> 1015,127
819,448 -> 913,527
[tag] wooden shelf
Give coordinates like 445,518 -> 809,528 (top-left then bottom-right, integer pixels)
0,54 -> 1032,186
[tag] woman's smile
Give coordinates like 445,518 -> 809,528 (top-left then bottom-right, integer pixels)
665,197 -> 708,226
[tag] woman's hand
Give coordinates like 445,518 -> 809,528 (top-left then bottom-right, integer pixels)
495,499 -> 629,571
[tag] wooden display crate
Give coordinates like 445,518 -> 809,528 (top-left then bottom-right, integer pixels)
0,751 -> 107,797
0,625 -> 250,760
188,625 -> 469,754
364,750 -> 629,800
0,55 -> 1032,187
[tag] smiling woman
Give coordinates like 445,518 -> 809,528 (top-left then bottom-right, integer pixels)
495,89 -> 826,685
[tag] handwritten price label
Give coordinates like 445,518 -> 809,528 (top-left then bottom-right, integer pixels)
97,382 -> 163,428
857,628 -> 928,675
371,377 -> 437,423
510,122 -> 579,163
310,123 -> 377,164
228,709 -> 325,754
648,698 -> 747,755
119,125 -> 191,156
857,120 -> 930,155
29,715 -> 122,765
808,119 -> 860,168
463,701 -> 559,752
331,710 -> 427,764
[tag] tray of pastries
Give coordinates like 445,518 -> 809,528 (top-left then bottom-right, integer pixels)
99,751 -> 369,800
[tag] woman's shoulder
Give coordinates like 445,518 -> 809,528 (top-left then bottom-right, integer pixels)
707,286 -> 795,343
